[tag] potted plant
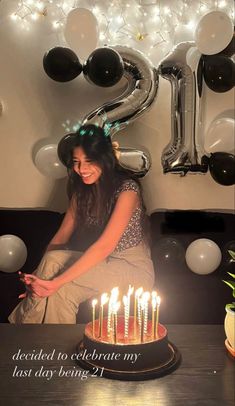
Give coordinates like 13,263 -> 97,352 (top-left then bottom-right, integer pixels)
223,250 -> 235,356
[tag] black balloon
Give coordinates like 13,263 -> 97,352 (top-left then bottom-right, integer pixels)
209,153 -> 235,186
57,133 -> 77,167
197,56 -> 204,98
203,55 -> 235,93
83,48 -> 124,87
152,238 -> 185,270
43,47 -> 82,82
218,29 -> 235,57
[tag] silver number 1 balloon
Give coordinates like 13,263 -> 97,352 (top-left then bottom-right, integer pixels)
158,41 -> 209,175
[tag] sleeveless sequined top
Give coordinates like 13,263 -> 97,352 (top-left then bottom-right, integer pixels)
86,179 -> 145,252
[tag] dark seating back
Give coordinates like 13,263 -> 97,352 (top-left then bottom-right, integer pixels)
0,209 -> 233,324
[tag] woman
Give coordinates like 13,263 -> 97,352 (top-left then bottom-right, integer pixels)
9,124 -> 154,324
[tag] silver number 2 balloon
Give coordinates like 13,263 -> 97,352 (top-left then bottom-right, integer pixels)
82,46 -> 159,176
158,41 -> 209,175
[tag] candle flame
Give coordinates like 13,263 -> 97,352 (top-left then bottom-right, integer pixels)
110,287 -> 119,300
142,291 -> 150,302
92,299 -> 98,307
112,301 -> 120,313
152,295 -> 157,310
101,293 -> 109,306
123,295 -> 128,306
135,287 -> 143,297
152,291 -> 157,299
157,296 -> 161,306
128,285 -> 134,296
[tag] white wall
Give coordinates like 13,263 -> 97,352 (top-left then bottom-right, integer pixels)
0,5 -> 234,214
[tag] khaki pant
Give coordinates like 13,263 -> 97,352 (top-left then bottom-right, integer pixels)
8,243 -> 155,324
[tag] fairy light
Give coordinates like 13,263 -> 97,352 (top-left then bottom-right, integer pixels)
36,1 -> 45,12
186,20 -> 196,30
9,0 -> 67,31
164,6 -> 171,15
92,6 -> 100,15
31,12 -> 39,20
9,0 -> 234,63
11,14 -> 18,21
199,4 -> 207,12
62,2 -> 69,10
218,0 -> 227,7
152,10 -> 160,21
116,16 -> 123,24
52,20 -> 60,29
99,32 -> 106,41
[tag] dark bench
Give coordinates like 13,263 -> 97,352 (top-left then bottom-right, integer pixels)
0,209 -> 233,324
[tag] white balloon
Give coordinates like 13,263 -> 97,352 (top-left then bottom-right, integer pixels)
205,117 -> 235,154
35,144 -> 67,179
186,239 -> 222,275
186,47 -> 202,71
0,235 -> 27,273
195,11 -> 233,55
64,8 -> 99,60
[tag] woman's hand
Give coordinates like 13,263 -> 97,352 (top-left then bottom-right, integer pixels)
19,272 -> 60,298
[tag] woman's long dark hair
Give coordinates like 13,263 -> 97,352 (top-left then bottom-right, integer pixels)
66,124 -> 141,228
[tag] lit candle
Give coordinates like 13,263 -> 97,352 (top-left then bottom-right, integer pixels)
112,301 -> 120,344
127,285 -> 134,328
107,287 -> 119,337
127,285 -> 134,302
135,287 -> 143,337
155,296 -> 161,339
98,293 -> 108,338
142,292 -> 150,335
140,297 -> 145,343
151,291 -> 157,338
92,299 -> 98,338
123,295 -> 129,339
107,300 -> 112,338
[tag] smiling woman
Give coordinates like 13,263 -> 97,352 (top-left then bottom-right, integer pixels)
72,147 -> 102,184
8,124 -> 154,324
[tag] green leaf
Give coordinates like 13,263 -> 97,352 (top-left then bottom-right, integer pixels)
222,280 -> 235,290
227,272 -> 235,279
226,303 -> 235,311
228,250 -> 235,260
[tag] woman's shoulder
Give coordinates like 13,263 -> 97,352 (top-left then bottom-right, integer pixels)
116,178 -> 141,195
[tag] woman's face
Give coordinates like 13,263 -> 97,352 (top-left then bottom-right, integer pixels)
72,147 -> 102,184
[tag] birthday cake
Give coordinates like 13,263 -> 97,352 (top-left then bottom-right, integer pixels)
76,288 -> 181,379
77,316 -> 180,379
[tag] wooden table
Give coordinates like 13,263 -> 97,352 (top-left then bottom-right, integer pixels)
0,324 -> 234,406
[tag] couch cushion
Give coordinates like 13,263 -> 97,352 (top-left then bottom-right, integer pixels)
0,210 -> 63,322
150,211 -> 234,324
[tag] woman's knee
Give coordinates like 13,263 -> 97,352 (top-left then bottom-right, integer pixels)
34,251 -> 64,279
42,250 -> 64,263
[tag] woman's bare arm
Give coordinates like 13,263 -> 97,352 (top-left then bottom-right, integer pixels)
53,189 -> 138,287
23,190 -> 139,297
45,197 -> 76,252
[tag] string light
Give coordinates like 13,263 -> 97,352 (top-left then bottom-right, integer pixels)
9,0 -> 234,63
218,0 -> 227,7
